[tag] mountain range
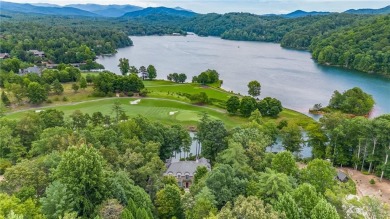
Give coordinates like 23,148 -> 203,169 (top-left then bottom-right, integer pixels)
66,4 -> 143,17
0,1 -> 389,18
345,5 -> 390,14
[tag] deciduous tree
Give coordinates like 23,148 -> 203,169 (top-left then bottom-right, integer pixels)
247,80 -> 261,97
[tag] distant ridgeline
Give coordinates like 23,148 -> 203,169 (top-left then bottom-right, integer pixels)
0,2 -> 389,75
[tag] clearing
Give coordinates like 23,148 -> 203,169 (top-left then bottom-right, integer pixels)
340,167 -> 390,205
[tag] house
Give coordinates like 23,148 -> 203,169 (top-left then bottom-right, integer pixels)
164,158 -> 211,188
19,65 -> 41,75
336,171 -> 348,182
0,53 -> 10,59
28,50 -> 45,58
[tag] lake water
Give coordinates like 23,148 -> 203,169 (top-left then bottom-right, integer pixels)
173,132 -> 311,160
97,35 -> 390,117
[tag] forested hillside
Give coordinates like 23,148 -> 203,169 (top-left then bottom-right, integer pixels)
1,9 -> 389,74
0,15 -> 132,64
310,16 -> 390,75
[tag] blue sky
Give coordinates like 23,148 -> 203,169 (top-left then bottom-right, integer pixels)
4,0 -> 390,14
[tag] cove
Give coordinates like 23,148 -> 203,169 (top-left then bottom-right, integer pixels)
97,35 -> 390,117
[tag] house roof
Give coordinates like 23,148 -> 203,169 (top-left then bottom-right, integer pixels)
28,50 -> 45,55
0,53 -> 9,58
337,171 -> 348,181
164,158 -> 211,177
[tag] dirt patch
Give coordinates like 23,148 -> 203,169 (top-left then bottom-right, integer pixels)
0,175 -> 4,182
339,167 -> 390,205
297,162 -> 307,169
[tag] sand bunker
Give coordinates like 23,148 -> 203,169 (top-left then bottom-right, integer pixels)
169,111 -> 178,115
130,99 -> 141,105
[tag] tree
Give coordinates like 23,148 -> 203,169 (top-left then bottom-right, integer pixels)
7,83 -> 25,104
247,169 -> 293,204
292,183 -> 320,219
26,82 -> 47,104
2,157 -> 51,197
146,65 -> 157,80
257,97 -> 283,117
193,70 -> 219,84
118,58 -> 130,75
240,96 -> 257,117
129,66 -> 138,74
281,123 -> 303,153
0,126 -> 23,161
205,164 -> 247,208
139,66 -> 147,80
155,185 -> 182,219
30,127 -> 73,156
189,187 -> 217,219
247,80 -> 261,97
197,114 -> 228,162
218,195 -> 279,219
275,193 -> 300,219
40,181 -> 76,219
51,79 -> 64,95
178,73 -> 187,83
360,196 -> 390,219
190,92 -> 209,104
71,83 -> 79,93
79,77 -> 87,90
328,87 -> 375,115
193,166 -> 208,184
226,96 -> 240,114
111,101 -> 126,123
301,159 -> 336,194
39,109 -> 65,128
271,151 -> 298,176
311,199 -> 340,219
249,109 -> 262,124
98,199 -> 124,219
0,193 -> 44,218
70,110 -> 89,129
55,145 -> 110,217
1,91 -> 11,106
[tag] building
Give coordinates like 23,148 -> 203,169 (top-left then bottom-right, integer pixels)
28,50 -> 45,58
336,171 -> 348,182
19,65 -> 41,75
0,53 -> 10,59
164,158 -> 211,188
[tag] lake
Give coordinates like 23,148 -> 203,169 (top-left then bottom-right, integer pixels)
173,132 -> 312,161
97,35 -> 390,117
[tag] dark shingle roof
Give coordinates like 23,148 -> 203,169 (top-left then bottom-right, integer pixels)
337,171 -> 348,181
164,158 -> 211,177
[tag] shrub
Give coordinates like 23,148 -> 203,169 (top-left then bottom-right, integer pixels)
62,96 -> 68,102
139,89 -> 148,97
0,159 -> 12,174
369,179 -> 375,185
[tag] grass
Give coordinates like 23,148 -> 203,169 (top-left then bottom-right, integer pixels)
3,79 -> 316,129
5,97 -> 248,128
145,80 -> 234,101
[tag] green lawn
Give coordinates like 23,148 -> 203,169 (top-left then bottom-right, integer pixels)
3,79 -> 316,129
145,80 -> 234,101
5,97 -> 248,128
